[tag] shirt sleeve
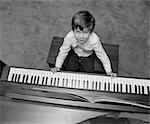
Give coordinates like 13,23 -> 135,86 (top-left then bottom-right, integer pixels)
55,35 -> 71,68
93,37 -> 112,73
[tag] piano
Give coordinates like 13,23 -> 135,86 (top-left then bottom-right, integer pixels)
0,66 -> 150,114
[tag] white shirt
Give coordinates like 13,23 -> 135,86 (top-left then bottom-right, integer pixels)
55,30 -> 112,73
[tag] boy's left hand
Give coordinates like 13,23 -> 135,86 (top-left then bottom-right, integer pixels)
107,72 -> 117,77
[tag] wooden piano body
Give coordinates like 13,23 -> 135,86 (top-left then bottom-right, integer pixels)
0,65 -> 150,123
1,66 -> 150,112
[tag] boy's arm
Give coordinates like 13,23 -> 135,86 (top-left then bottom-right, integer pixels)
93,37 -> 117,77
93,41 -> 112,73
55,37 -> 71,69
94,41 -> 117,77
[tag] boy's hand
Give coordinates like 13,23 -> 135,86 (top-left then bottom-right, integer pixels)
50,67 -> 60,73
107,72 -> 117,77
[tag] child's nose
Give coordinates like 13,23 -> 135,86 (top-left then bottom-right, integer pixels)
80,33 -> 84,38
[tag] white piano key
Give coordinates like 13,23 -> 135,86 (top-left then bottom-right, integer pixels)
23,74 -> 28,83
89,79 -> 94,90
62,73 -> 68,87
110,78 -> 115,92
106,76 -> 111,92
11,68 -> 17,82
106,77 -> 109,91
126,81 -> 130,93
112,78 -> 117,92
55,73 -> 60,87
100,76 -> 105,91
64,73 -> 70,88
32,70 -> 37,84
138,79 -> 143,94
104,76 -> 110,91
7,68 -> 13,81
74,73 -> 80,88
134,79 -> 140,94
55,72 -> 61,87
50,74 -> 55,86
83,74 -> 88,89
74,73 -> 79,88
122,78 -> 127,93
19,74 -> 23,83
27,70 -> 34,84
37,72 -> 43,85
36,70 -> 42,85
142,80 -> 147,95
72,73 -> 77,88
129,78 -> 135,94
117,78 -> 122,93
63,73 -> 68,87
95,76 -> 100,90
143,80 -> 148,95
79,74 -> 84,88
44,71 -> 48,85
141,79 -> 147,95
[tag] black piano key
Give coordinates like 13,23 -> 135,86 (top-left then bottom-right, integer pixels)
62,78 -> 65,87
135,85 -> 137,94
14,74 -> 18,82
57,78 -> 60,86
11,74 -> 15,82
142,86 -> 144,94
95,81 -> 97,90
129,85 -> 132,93
22,75 -> 26,83
113,83 -> 116,92
147,86 -> 149,94
45,77 -> 48,85
126,84 -> 128,93
26,75 -> 29,83
120,84 -> 122,93
54,78 -> 57,86
117,83 -> 119,92
138,85 -> 141,94
33,76 -> 37,84
37,76 -> 39,84
50,77 -> 53,85
99,82 -> 101,91
42,77 -> 45,85
53,78 -> 56,86
18,74 -> 21,82
24,75 -> 27,83
108,83 -> 110,91
104,82 -> 106,91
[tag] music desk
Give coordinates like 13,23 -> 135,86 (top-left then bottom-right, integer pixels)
0,95 -> 109,124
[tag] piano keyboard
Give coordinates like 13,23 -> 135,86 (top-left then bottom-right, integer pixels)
5,67 -> 150,95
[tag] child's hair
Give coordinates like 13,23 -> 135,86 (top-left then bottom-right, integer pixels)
71,10 -> 95,32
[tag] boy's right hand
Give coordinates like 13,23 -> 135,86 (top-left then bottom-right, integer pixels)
50,67 -> 60,73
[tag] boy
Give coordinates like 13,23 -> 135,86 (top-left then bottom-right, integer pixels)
51,10 -> 117,77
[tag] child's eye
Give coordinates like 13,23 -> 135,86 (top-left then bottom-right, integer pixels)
74,30 -> 80,33
83,31 -> 90,34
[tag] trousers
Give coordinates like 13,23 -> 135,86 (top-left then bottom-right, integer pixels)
63,49 -> 95,73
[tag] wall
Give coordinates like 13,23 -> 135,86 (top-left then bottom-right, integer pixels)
0,0 -> 149,78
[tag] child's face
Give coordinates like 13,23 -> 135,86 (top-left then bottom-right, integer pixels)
73,27 -> 91,44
